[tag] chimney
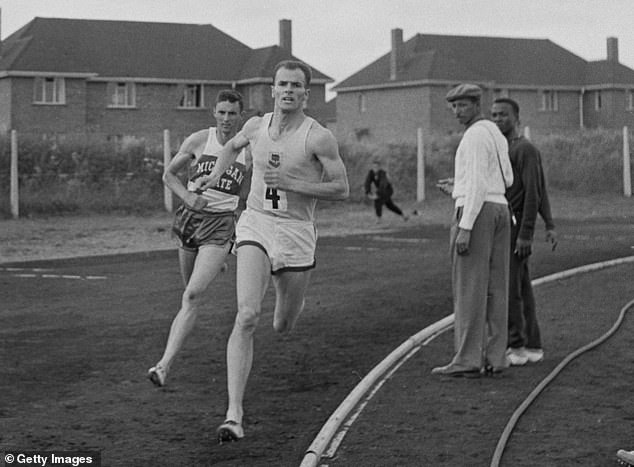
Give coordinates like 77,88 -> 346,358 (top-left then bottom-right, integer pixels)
279,19 -> 292,54
390,28 -> 403,81
607,37 -> 619,62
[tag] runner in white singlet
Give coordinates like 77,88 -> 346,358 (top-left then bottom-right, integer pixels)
200,61 -> 349,443
147,90 -> 250,388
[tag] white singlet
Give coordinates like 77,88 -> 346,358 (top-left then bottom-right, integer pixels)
187,127 -> 247,213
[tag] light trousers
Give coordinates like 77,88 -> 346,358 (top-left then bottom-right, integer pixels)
450,202 -> 511,369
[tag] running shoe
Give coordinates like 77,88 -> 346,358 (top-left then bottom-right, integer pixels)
217,420 -> 244,443
147,364 -> 167,387
617,449 -> 634,466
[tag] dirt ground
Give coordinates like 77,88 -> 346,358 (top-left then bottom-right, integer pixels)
2,191 -> 632,264
1,193 -> 633,467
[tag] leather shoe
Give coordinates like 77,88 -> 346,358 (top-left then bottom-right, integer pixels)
431,364 -> 481,378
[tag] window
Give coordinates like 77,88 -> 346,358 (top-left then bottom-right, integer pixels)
180,84 -> 204,108
627,90 -> 634,111
108,82 -> 136,108
358,93 -> 367,113
247,86 -> 257,110
33,77 -> 65,104
594,91 -> 602,111
539,90 -> 558,112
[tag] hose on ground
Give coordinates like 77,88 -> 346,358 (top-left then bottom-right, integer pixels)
490,298 -> 634,467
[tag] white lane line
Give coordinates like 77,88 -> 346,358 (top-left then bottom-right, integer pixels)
2,267 -> 108,280
323,330 -> 451,459
301,255 -> 634,467
369,236 -> 431,244
2,267 -> 52,272
15,274 -> 108,280
300,316 -> 454,467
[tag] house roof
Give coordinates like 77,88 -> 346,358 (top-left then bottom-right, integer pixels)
585,60 -> 634,85
334,33 -> 632,91
0,17 -> 332,83
236,45 -> 331,83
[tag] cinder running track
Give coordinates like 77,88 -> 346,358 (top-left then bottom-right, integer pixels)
1,219 -> 632,466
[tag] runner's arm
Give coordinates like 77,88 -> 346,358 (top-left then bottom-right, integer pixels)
268,126 -> 349,201
163,131 -> 207,208
198,117 -> 259,190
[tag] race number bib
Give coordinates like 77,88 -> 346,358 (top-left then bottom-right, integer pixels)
263,151 -> 287,211
264,187 -> 288,211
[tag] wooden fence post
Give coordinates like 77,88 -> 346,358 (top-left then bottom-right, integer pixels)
416,127 -> 425,202
10,129 -> 19,219
163,129 -> 173,212
624,126 -> 632,198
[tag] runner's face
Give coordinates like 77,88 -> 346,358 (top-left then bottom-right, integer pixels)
213,100 -> 242,135
271,67 -> 309,112
491,103 -> 517,136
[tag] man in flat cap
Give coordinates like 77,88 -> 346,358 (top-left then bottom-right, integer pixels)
433,83 -> 514,377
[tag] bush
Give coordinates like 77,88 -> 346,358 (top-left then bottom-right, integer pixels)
0,127 -> 630,218
533,129 -> 625,193
340,127 -> 630,202
0,136 -> 165,217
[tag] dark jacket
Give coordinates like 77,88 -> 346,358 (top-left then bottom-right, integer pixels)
364,169 -> 393,198
505,136 -> 555,240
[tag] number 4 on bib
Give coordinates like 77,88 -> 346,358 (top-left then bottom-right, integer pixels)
264,187 -> 287,211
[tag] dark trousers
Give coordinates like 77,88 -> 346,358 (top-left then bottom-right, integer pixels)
374,197 -> 403,218
507,223 -> 543,349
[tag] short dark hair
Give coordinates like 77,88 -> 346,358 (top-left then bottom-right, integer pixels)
493,97 -> 520,117
272,60 -> 312,87
216,89 -> 244,112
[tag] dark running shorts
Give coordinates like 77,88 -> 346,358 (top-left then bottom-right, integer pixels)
171,205 -> 236,252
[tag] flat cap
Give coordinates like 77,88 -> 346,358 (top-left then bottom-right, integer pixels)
445,83 -> 482,102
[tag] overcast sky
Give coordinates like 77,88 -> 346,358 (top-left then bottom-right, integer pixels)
2,0 -> 633,93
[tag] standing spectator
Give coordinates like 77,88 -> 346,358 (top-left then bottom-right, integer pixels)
147,90 -> 250,387
491,98 -> 558,366
199,60 -> 349,442
432,83 -> 514,377
364,158 -> 409,223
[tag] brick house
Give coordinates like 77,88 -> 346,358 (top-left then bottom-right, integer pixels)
0,17 -> 332,146
333,29 -> 634,144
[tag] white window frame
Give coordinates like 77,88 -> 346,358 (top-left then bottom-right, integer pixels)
180,84 -> 205,108
108,82 -> 136,108
33,77 -> 66,104
358,93 -> 367,113
594,90 -> 602,111
247,86 -> 257,110
539,90 -> 558,112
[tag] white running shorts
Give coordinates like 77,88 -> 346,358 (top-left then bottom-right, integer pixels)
235,208 -> 317,274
